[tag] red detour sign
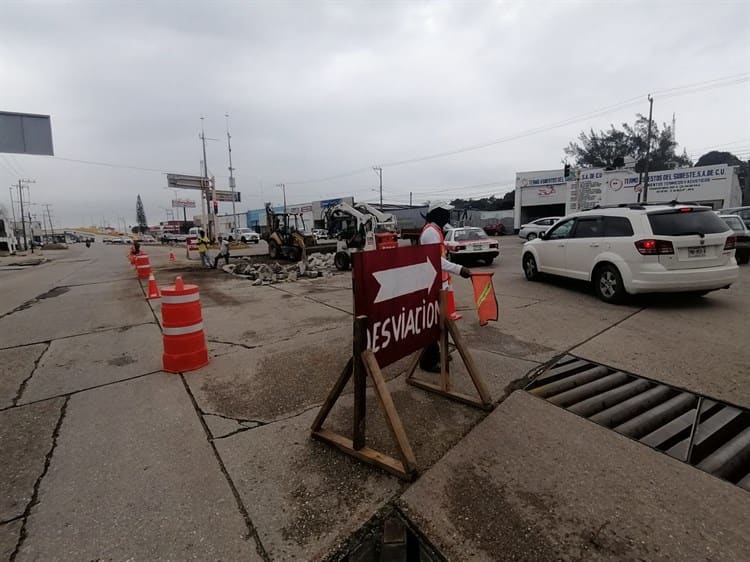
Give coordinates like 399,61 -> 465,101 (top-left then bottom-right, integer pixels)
353,244 -> 442,367
186,236 -> 198,251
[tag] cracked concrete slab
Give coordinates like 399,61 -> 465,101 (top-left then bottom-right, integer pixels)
0,398 -> 64,522
19,323 -> 163,404
0,519 -> 22,560
17,374 -> 261,561
0,344 -> 47,408
203,413 -> 247,439
572,275 -> 750,408
214,352 -> 519,561
215,407 -> 404,561
399,392 -> 750,561
184,325 -> 412,423
0,280 -> 155,348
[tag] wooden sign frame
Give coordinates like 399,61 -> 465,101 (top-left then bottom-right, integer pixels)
311,290 -> 493,480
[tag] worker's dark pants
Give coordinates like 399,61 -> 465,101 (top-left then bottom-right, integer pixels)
419,341 -> 441,372
213,252 -> 230,268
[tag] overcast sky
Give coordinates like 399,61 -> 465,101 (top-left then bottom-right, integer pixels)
1,0 -> 749,228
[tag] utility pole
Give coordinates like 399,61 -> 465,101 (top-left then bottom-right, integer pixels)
276,183 -> 286,213
44,204 -> 56,240
642,95 -> 654,203
16,179 -> 35,251
373,166 -> 383,211
409,191 -> 413,207
225,114 -> 237,229
200,117 -> 213,240
8,187 -> 17,239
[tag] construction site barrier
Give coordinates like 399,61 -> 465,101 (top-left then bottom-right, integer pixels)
135,254 -> 151,279
161,276 -> 209,373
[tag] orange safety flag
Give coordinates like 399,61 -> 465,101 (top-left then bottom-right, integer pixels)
470,272 -> 498,326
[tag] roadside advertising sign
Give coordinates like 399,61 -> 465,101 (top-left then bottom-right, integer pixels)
172,199 -> 196,208
213,190 -> 241,202
353,244 -> 442,367
166,174 -> 210,190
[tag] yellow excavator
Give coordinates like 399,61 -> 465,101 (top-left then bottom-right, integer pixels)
263,204 -> 332,261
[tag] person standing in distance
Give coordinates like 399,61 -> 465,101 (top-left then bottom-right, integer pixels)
419,202 -> 471,373
197,230 -> 211,268
213,235 -> 230,269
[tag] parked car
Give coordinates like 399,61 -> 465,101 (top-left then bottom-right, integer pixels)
521,204 -> 739,304
227,227 -> 260,244
718,206 -> 750,225
483,223 -> 507,236
445,227 -> 500,265
518,217 -> 562,240
719,214 -> 750,264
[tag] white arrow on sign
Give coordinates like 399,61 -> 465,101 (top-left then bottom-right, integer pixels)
372,258 -> 437,304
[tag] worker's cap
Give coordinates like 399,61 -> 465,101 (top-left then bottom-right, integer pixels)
427,201 -> 454,213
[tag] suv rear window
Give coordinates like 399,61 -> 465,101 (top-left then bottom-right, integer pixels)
603,216 -> 634,237
647,209 -> 730,236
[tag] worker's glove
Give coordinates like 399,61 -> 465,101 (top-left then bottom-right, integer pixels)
460,267 -> 471,279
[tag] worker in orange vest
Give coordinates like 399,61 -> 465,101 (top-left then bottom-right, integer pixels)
419,201 -> 471,372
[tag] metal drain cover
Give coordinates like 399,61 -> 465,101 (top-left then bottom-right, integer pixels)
526,355 -> 750,491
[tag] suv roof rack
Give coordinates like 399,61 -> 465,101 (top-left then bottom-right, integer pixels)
587,203 -> 645,210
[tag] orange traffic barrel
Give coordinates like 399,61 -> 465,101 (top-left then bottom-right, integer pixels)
161,276 -> 209,373
135,254 -> 151,279
375,232 -> 398,250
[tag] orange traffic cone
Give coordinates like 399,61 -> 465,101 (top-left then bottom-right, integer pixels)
169,251 -> 175,262
146,273 -> 161,300
446,289 -> 462,321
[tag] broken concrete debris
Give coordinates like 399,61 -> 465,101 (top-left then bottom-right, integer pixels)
223,252 -> 336,284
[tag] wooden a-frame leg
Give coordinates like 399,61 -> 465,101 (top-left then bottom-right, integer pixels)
362,350 -> 417,474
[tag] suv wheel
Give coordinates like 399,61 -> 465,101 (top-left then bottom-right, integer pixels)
526,232 -> 537,241
594,264 -> 625,304
523,253 -> 540,281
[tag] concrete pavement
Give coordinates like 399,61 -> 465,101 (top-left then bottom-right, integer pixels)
1,238 -> 748,560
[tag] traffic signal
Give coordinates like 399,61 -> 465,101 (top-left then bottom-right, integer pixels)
213,201 -> 219,215
564,163 -> 571,180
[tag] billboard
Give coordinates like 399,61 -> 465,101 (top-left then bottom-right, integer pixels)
0,111 -> 54,155
172,199 -> 196,208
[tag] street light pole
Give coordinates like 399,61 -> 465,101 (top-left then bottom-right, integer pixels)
276,183 -> 286,213
642,95 -> 654,203
373,166 -> 383,211
226,114 -> 237,229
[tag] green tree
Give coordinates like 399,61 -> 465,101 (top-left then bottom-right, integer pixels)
136,194 -> 148,234
565,114 -> 692,171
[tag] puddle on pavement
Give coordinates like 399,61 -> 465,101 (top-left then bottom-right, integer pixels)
332,509 -> 445,562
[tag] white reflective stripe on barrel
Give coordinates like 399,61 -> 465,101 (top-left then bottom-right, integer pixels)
163,322 -> 203,336
161,293 -> 200,304
137,264 -> 150,269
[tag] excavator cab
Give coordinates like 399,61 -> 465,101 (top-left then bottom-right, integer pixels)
264,204 -> 316,261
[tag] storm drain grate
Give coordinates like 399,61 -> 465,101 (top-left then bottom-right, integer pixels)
525,355 -> 750,491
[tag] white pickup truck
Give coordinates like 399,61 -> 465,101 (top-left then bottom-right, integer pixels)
227,227 -> 260,244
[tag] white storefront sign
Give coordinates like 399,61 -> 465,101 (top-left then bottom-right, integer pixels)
515,164 -> 740,229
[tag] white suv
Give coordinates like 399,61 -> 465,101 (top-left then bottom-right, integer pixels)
521,204 -> 739,303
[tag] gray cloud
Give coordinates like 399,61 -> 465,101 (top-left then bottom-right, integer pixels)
1,0 -> 748,227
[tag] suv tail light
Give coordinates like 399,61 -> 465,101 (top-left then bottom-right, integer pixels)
635,239 -> 674,255
724,236 -> 736,250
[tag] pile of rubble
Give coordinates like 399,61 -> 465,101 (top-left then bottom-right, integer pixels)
222,252 -> 337,285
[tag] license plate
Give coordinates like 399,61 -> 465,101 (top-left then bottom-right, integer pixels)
473,244 -> 485,250
688,247 -> 706,258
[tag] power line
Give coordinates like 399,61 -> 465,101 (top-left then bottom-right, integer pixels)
282,72 -> 749,184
